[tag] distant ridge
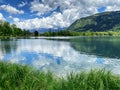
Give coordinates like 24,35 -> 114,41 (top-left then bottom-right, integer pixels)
68,11 -> 120,32
30,28 -> 65,33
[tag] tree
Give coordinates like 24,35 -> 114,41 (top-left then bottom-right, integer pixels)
34,31 -> 39,36
0,20 -> 31,36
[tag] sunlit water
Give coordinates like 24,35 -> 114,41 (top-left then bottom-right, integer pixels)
0,36 -> 120,76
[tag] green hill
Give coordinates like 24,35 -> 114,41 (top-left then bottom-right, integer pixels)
68,11 -> 120,32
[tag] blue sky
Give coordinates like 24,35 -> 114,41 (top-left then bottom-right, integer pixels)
0,0 -> 120,30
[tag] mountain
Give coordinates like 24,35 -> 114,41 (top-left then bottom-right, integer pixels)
30,28 -> 65,33
68,11 -> 120,32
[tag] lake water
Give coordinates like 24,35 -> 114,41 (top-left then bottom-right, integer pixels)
0,36 -> 120,76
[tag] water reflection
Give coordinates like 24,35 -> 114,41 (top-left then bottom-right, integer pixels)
96,58 -> 104,64
0,39 -> 17,54
0,38 -> 17,60
70,36 -> 120,58
0,37 -> 120,75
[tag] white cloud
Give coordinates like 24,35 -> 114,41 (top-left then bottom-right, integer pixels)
0,4 -> 24,14
30,0 -> 52,16
106,5 -> 120,11
18,1 -> 27,7
8,16 -> 12,19
15,12 -> 71,30
0,13 -> 5,20
13,18 -> 20,22
16,0 -> 120,29
8,16 -> 20,23
30,0 -> 120,15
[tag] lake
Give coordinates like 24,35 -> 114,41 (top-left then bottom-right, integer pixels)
0,36 -> 120,76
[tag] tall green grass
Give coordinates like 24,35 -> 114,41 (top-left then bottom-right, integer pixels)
0,62 -> 120,90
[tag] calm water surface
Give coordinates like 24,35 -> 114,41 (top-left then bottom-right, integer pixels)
0,36 -> 120,75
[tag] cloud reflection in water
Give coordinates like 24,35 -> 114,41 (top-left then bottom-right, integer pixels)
0,38 -> 120,75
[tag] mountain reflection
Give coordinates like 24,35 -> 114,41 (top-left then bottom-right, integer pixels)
0,37 -> 120,75
70,36 -> 120,59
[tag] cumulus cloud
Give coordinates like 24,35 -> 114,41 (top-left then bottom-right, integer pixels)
30,0 -> 52,16
16,0 -> 120,29
15,12 -> 72,30
0,4 -> 24,14
31,0 -> 120,16
16,17 -> 48,29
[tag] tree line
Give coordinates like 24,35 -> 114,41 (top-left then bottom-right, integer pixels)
0,20 -> 31,36
40,30 -> 120,36
1,20 -> 120,37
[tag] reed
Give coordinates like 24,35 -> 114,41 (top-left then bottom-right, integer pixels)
0,62 -> 120,90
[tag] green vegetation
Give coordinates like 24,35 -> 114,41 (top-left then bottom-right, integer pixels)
40,30 -> 120,36
0,20 -> 31,37
68,11 -> 120,32
0,61 -> 120,90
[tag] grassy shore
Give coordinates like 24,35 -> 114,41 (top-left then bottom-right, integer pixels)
0,62 -> 120,90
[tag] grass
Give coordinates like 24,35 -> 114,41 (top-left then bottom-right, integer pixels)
0,62 -> 120,90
